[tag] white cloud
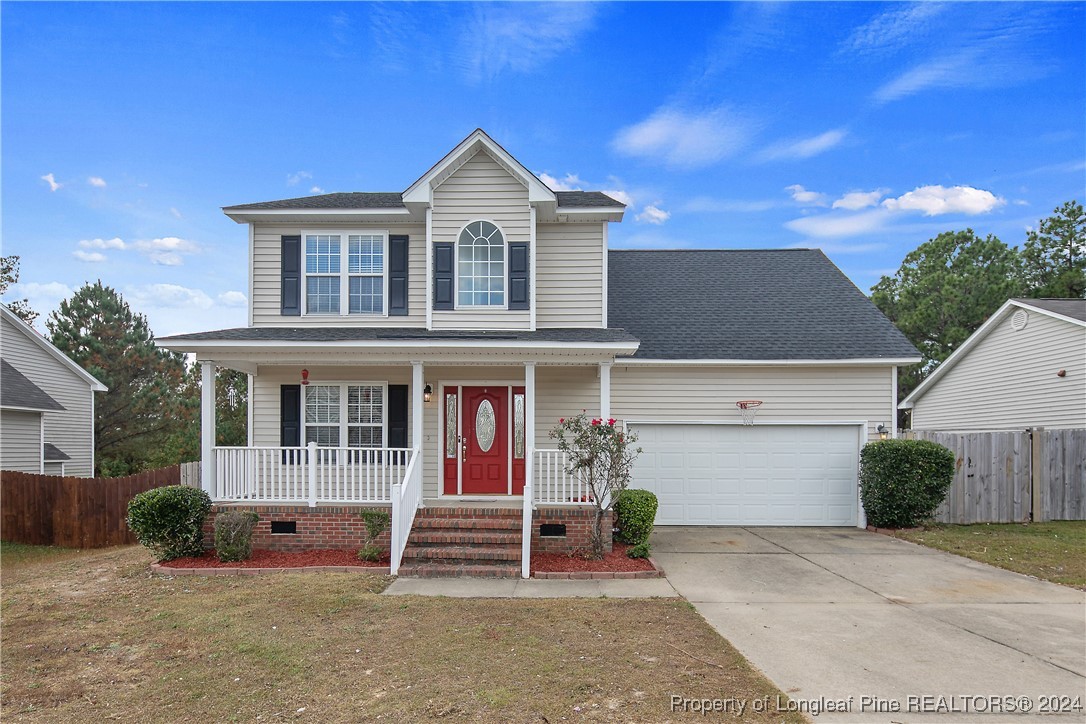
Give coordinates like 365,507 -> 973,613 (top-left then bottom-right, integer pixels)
458,3 -> 598,83
612,105 -> 755,169
127,283 -> 214,311
133,237 -> 200,266
287,171 -> 312,186
602,189 -> 634,208
682,197 -> 778,213
784,209 -> 891,238
41,173 -> 61,192
758,129 -> 847,162
635,205 -> 671,225
3,281 -> 73,323
170,207 -> 183,219
832,189 -> 888,211
79,237 -> 127,250
538,172 -> 583,191
786,240 -> 889,255
785,184 -> 828,206
881,185 -> 1005,216
217,291 -> 248,308
88,176 -> 107,188
842,3 -> 948,55
310,186 -> 326,194
72,250 -> 107,263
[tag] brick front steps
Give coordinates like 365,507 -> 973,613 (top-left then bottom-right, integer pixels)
399,506 -> 523,578
534,558 -> 666,580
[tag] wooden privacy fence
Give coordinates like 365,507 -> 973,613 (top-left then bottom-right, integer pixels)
1,465 -> 183,548
907,429 -> 1086,523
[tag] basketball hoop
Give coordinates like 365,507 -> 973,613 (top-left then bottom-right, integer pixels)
736,400 -> 763,425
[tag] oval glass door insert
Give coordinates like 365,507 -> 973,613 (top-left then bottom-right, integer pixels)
475,399 -> 496,452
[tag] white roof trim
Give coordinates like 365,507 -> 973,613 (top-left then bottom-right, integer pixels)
401,129 -> 556,206
159,338 -> 638,353
0,305 -> 108,392
899,298 -> 1083,409
618,357 -> 921,367
223,207 -> 413,224
0,404 -> 54,414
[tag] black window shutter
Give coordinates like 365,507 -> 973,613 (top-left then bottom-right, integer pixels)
433,242 -> 454,310
281,235 -> 302,316
280,385 -> 301,446
387,384 -> 409,449
508,242 -> 529,310
389,235 -> 409,316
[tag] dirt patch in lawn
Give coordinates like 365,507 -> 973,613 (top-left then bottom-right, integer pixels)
160,548 -> 389,569
532,542 -> 656,573
886,521 -> 1086,589
2,545 -> 803,723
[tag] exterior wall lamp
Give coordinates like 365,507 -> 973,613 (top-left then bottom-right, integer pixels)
876,424 -> 889,440
423,384 -> 433,403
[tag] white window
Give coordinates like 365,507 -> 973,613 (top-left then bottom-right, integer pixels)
304,383 -> 386,448
304,231 -> 387,315
457,220 -> 505,307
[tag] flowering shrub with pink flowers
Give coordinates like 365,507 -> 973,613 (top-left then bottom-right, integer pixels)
549,411 -> 641,559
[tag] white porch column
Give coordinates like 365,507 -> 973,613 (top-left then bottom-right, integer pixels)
200,360 -> 216,497
524,362 -> 536,486
599,362 -> 612,420
411,361 -> 424,499
891,365 -> 899,439
246,373 -> 255,447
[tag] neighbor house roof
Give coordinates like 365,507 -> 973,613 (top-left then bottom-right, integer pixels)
223,190 -> 623,212
44,443 -> 70,462
1,359 -> 66,412
900,297 -> 1086,408
608,249 -> 920,362
0,305 -> 108,392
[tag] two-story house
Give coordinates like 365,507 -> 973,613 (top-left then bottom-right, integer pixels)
160,129 -> 919,577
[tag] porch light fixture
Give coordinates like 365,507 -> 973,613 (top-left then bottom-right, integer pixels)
877,424 -> 888,440
423,384 -> 433,403
300,369 -> 310,386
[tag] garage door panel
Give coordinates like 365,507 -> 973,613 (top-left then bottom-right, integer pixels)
631,424 -> 859,526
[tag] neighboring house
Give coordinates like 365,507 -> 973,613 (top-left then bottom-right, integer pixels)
0,305 -> 108,476
159,129 -> 919,576
901,298 -> 1086,431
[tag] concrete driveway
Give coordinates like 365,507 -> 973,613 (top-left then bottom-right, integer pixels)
652,527 -> 1086,723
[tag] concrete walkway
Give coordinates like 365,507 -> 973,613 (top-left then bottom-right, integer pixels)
384,575 -> 678,598
652,527 -> 1086,723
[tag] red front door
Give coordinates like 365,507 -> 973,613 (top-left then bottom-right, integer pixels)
461,386 -> 507,494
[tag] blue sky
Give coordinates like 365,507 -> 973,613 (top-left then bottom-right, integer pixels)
3,2 -> 1083,336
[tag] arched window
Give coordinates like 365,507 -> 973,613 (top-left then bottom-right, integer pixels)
457,221 -> 505,307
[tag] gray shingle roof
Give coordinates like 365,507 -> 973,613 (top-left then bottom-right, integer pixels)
1,359 -> 66,411
160,327 -> 638,344
223,190 -> 624,211
1015,298 -> 1086,322
608,249 -> 919,360
44,443 -> 70,462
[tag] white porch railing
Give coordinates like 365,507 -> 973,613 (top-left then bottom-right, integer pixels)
214,443 -> 412,505
390,448 -> 423,575
533,449 -> 595,505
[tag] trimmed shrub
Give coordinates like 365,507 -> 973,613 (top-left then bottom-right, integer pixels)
626,541 -> 651,559
214,510 -> 259,562
614,489 -> 658,546
859,439 -> 955,528
126,485 -> 213,561
357,508 -> 390,562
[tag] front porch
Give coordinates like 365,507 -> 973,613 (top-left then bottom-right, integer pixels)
193,353 -> 621,577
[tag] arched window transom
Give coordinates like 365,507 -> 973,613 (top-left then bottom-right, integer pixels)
457,221 -> 505,307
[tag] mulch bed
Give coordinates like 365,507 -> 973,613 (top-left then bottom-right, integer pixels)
531,542 -> 656,574
159,549 -> 388,569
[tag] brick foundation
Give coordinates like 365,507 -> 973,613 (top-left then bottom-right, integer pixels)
204,504 -> 392,553
532,507 -> 612,554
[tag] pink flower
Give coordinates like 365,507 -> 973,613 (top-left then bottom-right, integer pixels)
607,418 -> 616,426
559,418 -> 565,424
591,419 -> 600,426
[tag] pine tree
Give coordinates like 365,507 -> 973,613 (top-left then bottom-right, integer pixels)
1022,201 -> 1085,299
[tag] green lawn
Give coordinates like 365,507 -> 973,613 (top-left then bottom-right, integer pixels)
1,544 -> 803,723
889,521 -> 1086,589
0,541 -> 86,569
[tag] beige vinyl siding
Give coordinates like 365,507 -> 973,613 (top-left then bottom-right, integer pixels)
911,312 -> 1086,430
0,316 -> 97,476
536,223 -> 604,328
250,223 -> 427,327
431,149 -> 531,330
611,364 -> 893,442
1,410 -> 42,472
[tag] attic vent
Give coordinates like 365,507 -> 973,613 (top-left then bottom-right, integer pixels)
1011,309 -> 1029,331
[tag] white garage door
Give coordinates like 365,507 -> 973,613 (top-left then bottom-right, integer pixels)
630,424 -> 860,526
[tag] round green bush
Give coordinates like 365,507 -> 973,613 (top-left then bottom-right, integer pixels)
859,439 -> 955,528
614,488 -> 658,545
127,485 -> 213,561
